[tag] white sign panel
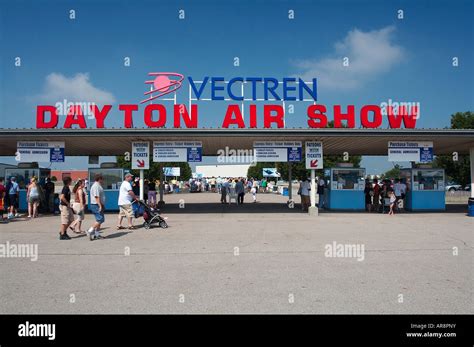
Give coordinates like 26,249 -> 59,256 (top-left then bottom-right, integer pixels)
253,141 -> 302,162
388,141 -> 433,163
305,141 -> 323,169
132,142 -> 150,170
163,167 -> 181,176
17,141 -> 65,163
153,141 -> 202,162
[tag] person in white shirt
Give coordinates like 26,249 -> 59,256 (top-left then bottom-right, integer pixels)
299,177 -> 311,212
87,174 -> 106,241
117,173 -> 137,230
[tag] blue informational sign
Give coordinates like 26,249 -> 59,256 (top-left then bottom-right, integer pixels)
287,147 -> 302,162
187,147 -> 202,162
419,147 -> 433,163
50,147 -> 65,162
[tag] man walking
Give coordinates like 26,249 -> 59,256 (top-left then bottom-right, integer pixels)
87,174 -> 105,241
235,178 -> 245,205
58,177 -> 74,240
117,173 -> 137,230
221,178 -> 230,204
317,177 -> 326,209
299,177 -> 311,212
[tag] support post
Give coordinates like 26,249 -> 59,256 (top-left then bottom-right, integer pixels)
308,169 -> 318,216
470,148 -> 474,199
288,162 -> 293,202
139,169 -> 144,201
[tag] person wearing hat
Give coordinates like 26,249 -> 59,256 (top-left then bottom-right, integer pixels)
117,173 -> 137,230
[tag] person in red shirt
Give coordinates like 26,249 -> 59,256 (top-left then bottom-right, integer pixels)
0,177 -> 6,221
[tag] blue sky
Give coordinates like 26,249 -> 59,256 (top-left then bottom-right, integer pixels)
0,0 -> 473,173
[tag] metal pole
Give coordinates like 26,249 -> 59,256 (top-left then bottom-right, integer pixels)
139,169 -> 144,201
470,148 -> 474,199
288,162 -> 293,201
308,169 -> 318,216
159,167 -> 164,206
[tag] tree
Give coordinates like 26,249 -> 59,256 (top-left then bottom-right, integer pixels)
434,111 -> 473,186
382,164 -> 402,180
116,156 -> 192,181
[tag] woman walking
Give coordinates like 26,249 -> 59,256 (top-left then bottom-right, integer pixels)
70,179 -> 86,233
27,177 -> 40,218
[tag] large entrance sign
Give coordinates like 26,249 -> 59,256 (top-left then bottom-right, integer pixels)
253,141 -> 302,162
35,72 -> 420,130
153,141 -> 202,162
388,141 -> 433,163
16,141 -> 65,163
305,141 -> 324,169
131,142 -> 150,170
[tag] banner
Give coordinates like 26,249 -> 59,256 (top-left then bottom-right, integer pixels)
253,141 -> 302,162
153,141 -> 202,162
388,141 -> 433,163
17,141 -> 65,163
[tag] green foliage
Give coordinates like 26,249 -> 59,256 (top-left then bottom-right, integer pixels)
247,162 -> 273,180
382,164 -> 402,180
116,156 -> 192,181
434,111 -> 473,185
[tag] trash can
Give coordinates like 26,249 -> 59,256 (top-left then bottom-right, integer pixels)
468,197 -> 474,217
282,187 -> 289,196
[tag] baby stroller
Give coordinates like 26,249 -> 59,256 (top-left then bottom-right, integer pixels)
132,200 -> 168,229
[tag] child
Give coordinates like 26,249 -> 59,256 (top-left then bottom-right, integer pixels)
251,186 -> 257,203
388,191 -> 396,216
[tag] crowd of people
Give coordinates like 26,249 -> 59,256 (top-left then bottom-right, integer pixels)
0,172 -> 409,238
364,178 -> 408,215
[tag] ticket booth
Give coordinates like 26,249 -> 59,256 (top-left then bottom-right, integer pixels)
88,163 -> 125,211
400,168 -> 446,211
327,168 -> 366,210
4,163 -> 51,211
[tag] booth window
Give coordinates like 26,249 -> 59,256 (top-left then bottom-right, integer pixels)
4,169 -> 40,189
332,169 -> 365,190
413,169 -> 444,191
89,169 -> 123,190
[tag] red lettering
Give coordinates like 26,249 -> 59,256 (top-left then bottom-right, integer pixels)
387,105 -> 418,128
119,104 -> 138,128
174,104 -> 198,128
64,105 -> 87,128
361,105 -> 382,128
90,105 -> 111,128
307,104 -> 328,128
263,105 -> 284,128
249,105 -> 257,128
144,104 -> 166,127
334,105 -> 355,128
222,105 -> 245,128
36,105 -> 58,128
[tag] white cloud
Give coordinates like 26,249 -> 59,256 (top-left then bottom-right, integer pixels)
33,73 -> 116,104
294,26 -> 404,90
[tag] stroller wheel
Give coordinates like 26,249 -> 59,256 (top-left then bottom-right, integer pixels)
159,220 -> 168,229
143,222 -> 151,230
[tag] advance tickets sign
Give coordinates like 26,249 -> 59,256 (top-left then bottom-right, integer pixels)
163,167 -> 181,176
153,141 -> 202,162
305,141 -> 323,169
253,141 -> 302,162
17,141 -> 65,163
132,142 -> 150,169
388,141 -> 433,163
